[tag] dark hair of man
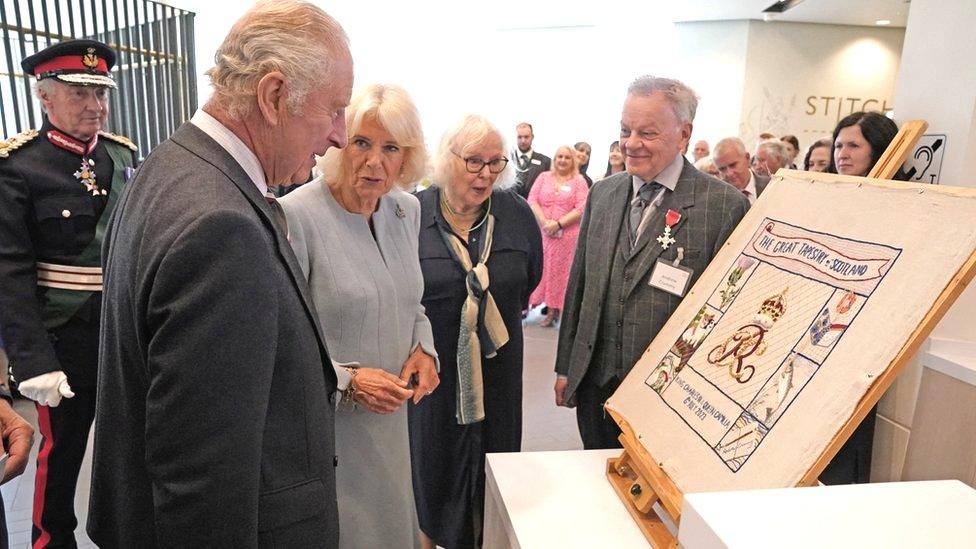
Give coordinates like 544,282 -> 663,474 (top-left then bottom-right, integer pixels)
827,111 -> 899,176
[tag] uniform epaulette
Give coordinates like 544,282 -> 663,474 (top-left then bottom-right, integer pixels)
0,129 -> 39,159
98,130 -> 138,152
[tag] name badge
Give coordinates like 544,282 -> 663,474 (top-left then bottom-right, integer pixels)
560,185 -> 571,192
531,158 -> 542,165
649,259 -> 694,297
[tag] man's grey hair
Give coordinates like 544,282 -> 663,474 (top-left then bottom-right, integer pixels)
205,0 -> 350,120
627,75 -> 699,124
33,79 -> 58,112
713,137 -> 747,158
755,139 -> 790,166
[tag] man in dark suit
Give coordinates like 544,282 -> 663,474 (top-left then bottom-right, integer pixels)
553,76 -> 749,449
87,3 -> 352,547
713,136 -> 771,204
513,122 -> 551,199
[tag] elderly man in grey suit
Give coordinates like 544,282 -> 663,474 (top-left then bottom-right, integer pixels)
87,2 -> 352,546
713,136 -> 771,204
553,76 -> 749,449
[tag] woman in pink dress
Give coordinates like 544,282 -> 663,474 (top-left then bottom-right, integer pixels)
527,145 -> 589,327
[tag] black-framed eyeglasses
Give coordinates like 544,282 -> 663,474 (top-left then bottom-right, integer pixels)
453,151 -> 509,174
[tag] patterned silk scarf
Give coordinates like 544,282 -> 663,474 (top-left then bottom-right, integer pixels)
437,214 -> 510,424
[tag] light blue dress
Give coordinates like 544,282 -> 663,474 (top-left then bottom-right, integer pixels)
280,177 -> 436,548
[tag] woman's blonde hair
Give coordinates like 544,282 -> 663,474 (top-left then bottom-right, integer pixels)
318,84 -> 427,188
552,145 -> 580,174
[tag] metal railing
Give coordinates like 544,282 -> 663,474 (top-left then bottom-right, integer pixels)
0,0 -> 197,157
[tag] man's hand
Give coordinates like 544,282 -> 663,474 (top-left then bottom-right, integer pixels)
554,375 -> 574,408
351,368 -> 414,414
399,347 -> 439,405
18,371 -> 74,407
0,400 -> 34,484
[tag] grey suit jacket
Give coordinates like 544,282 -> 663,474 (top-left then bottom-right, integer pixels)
554,160 -> 749,402
755,171 -> 771,197
88,123 -> 339,548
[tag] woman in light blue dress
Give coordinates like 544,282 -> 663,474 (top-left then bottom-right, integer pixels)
280,84 -> 438,548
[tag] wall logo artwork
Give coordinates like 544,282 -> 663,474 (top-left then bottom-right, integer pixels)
645,218 -> 901,473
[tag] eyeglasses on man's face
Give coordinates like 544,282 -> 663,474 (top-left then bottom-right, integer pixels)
453,151 -> 509,174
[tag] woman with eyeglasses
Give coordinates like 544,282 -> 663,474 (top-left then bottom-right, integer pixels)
410,114 -> 542,549
527,145 -> 589,327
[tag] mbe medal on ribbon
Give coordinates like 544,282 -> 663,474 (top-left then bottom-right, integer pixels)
657,208 -> 682,249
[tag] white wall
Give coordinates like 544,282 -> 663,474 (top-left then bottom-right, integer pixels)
173,2 -> 904,177
739,21 -> 904,153
178,0 -> 686,180
891,0 -> 976,342
673,20 -> 750,158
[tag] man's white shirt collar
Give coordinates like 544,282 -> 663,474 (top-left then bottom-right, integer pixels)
190,109 -> 269,196
744,171 -> 758,204
631,153 -> 683,197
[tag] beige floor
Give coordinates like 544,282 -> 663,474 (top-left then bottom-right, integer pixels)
0,308 -> 580,547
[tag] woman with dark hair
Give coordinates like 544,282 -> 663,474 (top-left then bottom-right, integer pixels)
820,111 -> 900,488
828,111 -> 900,177
803,138 -> 832,172
780,134 -> 800,169
574,141 -> 593,187
603,140 -> 625,178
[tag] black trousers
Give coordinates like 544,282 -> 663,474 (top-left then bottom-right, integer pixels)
575,372 -> 624,449
819,405 -> 878,485
32,304 -> 98,549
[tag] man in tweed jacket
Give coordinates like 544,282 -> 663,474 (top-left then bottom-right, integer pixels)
554,76 -> 749,449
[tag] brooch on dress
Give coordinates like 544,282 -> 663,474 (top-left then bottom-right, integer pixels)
394,203 -> 405,219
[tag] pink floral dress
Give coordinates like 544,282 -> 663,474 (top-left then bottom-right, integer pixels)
527,171 -> 589,309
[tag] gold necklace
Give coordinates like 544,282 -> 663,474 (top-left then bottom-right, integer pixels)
441,193 -> 491,234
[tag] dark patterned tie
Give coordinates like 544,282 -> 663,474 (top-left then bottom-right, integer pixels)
629,181 -> 662,244
264,191 -> 289,239
519,154 -> 529,169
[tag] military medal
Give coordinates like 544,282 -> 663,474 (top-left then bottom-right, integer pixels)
74,158 -> 104,196
48,129 -> 107,196
656,208 -> 681,249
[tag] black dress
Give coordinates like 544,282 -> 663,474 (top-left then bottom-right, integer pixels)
409,186 -> 542,548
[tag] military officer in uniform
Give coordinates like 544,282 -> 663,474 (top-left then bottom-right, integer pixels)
0,39 -> 137,548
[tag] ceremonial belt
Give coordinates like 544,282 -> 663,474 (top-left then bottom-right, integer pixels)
36,262 -> 103,291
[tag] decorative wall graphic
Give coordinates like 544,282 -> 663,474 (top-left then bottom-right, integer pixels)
606,171 -> 976,493
642,218 -> 898,472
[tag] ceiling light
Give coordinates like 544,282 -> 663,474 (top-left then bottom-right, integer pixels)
875,19 -> 891,25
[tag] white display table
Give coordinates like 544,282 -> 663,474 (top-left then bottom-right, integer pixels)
484,449 -> 651,548
680,479 -> 976,549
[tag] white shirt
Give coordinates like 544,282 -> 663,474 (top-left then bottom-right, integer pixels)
631,153 -> 684,240
190,109 -> 269,196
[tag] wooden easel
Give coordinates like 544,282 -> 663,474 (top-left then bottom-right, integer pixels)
605,120 -> 945,547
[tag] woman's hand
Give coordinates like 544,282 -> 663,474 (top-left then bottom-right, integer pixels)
351,368 -> 414,414
400,347 -> 439,404
542,219 -> 560,236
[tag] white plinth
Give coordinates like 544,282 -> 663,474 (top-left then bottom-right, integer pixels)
680,479 -> 976,549
484,449 -> 650,549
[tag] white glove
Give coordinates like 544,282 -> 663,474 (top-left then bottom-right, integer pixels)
18,371 -> 75,407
